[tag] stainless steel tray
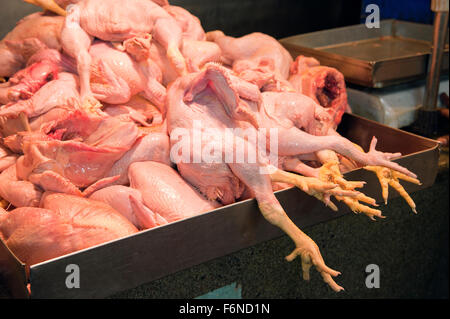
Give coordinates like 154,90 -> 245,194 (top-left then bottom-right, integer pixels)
0,113 -> 440,298
279,19 -> 449,88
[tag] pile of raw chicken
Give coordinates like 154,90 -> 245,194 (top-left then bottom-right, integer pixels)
0,0 -> 422,292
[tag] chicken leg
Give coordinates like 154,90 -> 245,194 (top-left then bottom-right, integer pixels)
350,140 -> 422,214
228,160 -> 344,292
315,149 -> 384,220
364,166 -> 422,214
61,4 -> 101,112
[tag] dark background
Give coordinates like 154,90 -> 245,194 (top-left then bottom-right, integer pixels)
0,0 -> 436,40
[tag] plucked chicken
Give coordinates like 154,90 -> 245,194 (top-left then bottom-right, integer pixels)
0,0 -> 424,294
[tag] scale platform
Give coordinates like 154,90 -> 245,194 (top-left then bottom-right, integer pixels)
347,76 -> 449,129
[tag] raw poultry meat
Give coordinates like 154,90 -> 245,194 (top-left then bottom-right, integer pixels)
206,31 -> 293,90
166,63 -> 359,291
0,12 -> 64,78
164,5 -> 206,41
0,59 -> 59,105
89,185 -> 168,229
19,44 -> 167,115
0,72 -> 80,121
0,0 -> 423,294
0,164 -> 43,208
166,63 -> 422,291
259,91 -> 415,176
0,144 -> 18,172
103,94 -> 164,127
288,55 -> 350,129
60,0 -> 187,105
148,38 -> 221,86
16,110 -> 139,195
104,131 -> 171,186
285,57 -> 421,214
0,192 -> 138,266
129,161 -> 220,223
88,41 -> 166,110
257,90 -> 420,216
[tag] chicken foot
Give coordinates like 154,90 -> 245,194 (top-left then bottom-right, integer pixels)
349,140 -> 422,214
269,167 -> 360,211
228,161 -> 344,291
315,150 -> 384,220
364,166 -> 422,214
258,200 -> 344,291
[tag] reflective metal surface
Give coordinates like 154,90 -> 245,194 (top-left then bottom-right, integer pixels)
279,20 -> 449,88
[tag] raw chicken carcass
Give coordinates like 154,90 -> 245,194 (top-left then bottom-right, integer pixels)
0,192 -> 138,266
15,110 -> 140,194
0,12 -> 63,78
148,38 -> 221,86
164,5 -> 206,41
0,164 -> 43,208
24,44 -> 167,115
128,161 -> 220,223
0,59 -> 59,105
166,63 -> 354,291
288,55 -> 350,129
88,41 -> 166,111
206,31 -> 293,90
60,0 -> 187,105
0,72 -> 80,121
257,91 -> 419,217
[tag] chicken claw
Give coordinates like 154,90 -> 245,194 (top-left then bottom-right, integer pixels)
270,168 -> 360,211
319,161 -> 365,190
24,0 -> 67,16
258,201 -> 343,292
364,166 -> 422,214
318,161 -> 384,219
337,196 -> 384,220
285,235 -> 344,292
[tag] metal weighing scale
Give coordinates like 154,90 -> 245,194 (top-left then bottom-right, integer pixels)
280,1 -> 449,134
